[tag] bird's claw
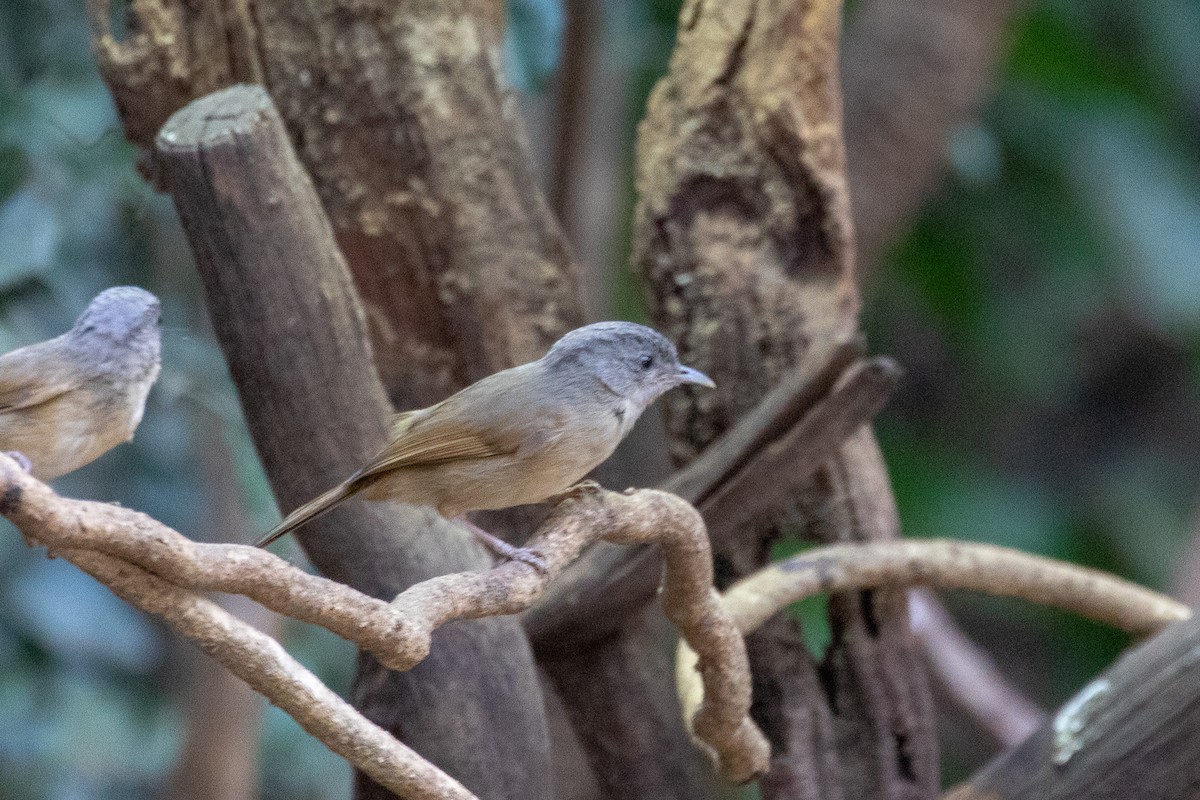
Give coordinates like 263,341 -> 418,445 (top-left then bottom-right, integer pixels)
503,547 -> 549,574
459,518 -> 550,574
4,452 -> 32,473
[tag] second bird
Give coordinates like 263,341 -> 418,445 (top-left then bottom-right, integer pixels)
0,286 -> 162,481
254,322 -> 714,564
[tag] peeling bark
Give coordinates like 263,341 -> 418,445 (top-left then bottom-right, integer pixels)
948,617 -> 1200,800
633,1 -> 937,797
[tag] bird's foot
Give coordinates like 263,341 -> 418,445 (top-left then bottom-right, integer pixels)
4,452 -> 32,473
498,545 -> 549,574
457,518 -> 549,574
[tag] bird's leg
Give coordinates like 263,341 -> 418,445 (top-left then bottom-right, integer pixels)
454,517 -> 548,574
4,452 -> 32,473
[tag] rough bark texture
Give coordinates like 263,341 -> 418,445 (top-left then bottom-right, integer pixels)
746,614 -> 843,800
155,86 -> 551,800
841,0 -> 1021,275
90,0 -> 582,406
543,612 -> 716,800
947,617 -> 1200,800
632,1 -> 937,798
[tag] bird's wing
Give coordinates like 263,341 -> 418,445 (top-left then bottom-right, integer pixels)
0,342 -> 82,413
355,403 -> 524,479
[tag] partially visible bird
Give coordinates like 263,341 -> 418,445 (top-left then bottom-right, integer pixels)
0,287 -> 162,481
254,321 -> 715,567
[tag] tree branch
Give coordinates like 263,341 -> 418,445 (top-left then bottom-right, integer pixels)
0,455 -> 768,785
947,613 -> 1200,800
676,539 -> 1188,732
35,551 -> 475,800
632,0 -> 940,795
908,590 -> 1044,750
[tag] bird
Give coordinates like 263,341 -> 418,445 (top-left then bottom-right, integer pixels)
0,286 -> 162,481
253,321 -> 715,568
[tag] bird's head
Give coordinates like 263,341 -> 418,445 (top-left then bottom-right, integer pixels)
544,321 -> 714,412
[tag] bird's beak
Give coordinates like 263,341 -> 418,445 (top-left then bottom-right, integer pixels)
676,365 -> 716,389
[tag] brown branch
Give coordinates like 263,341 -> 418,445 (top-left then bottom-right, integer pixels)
631,0 -> 939,795
723,540 -> 1187,635
663,338 -> 865,507
57,550 -> 476,800
677,539 -> 1188,731
946,613 -> 1200,800
700,356 -> 902,544
0,455 -> 768,785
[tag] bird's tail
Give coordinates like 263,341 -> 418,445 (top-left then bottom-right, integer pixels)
253,481 -> 354,548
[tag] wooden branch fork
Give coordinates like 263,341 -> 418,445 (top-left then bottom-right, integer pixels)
0,454 -> 769,794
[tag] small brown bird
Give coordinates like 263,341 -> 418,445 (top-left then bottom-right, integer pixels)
0,287 -> 162,481
254,322 -> 714,566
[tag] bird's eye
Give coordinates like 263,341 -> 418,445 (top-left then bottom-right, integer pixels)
639,354 -> 654,370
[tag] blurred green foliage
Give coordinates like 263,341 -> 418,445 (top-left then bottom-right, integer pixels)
1,0 -> 1198,795
871,0 -> 1200,690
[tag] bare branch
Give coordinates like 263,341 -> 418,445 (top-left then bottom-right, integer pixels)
0,456 -> 768,785
908,590 -> 1044,750
677,540 -> 1188,732
663,338 -> 866,508
730,540 -> 1186,635
52,553 -> 475,800
699,356 -> 902,544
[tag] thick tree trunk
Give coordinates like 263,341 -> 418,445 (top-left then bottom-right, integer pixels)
631,1 -> 937,798
91,0 -> 581,404
155,86 -> 551,800
949,616 -> 1200,800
